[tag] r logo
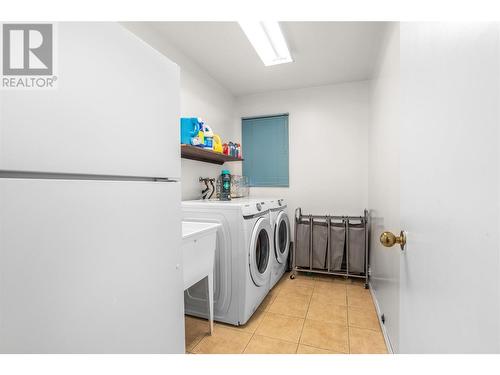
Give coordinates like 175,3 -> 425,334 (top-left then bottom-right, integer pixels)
2,24 -> 53,76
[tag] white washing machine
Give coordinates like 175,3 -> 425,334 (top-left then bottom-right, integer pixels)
181,198 -> 273,326
268,198 -> 291,288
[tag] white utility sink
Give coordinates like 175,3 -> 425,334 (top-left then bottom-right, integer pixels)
182,221 -> 220,242
181,221 -> 220,335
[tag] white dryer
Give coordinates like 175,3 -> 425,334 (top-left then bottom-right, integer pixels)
181,198 -> 273,326
268,198 -> 291,288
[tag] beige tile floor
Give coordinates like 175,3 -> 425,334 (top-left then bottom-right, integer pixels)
185,272 -> 388,354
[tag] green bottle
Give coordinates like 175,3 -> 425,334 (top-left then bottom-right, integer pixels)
220,170 -> 231,201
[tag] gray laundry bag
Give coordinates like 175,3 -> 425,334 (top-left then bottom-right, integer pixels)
329,221 -> 346,271
311,222 -> 328,269
294,219 -> 311,268
348,223 -> 366,274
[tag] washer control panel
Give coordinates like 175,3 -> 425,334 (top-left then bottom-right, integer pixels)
241,201 -> 267,217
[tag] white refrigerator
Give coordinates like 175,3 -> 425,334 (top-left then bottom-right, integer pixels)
0,23 -> 184,353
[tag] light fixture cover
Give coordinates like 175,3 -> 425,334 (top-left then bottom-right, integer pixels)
239,21 -> 293,66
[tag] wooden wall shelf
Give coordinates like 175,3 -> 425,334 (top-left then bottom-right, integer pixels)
181,144 -> 243,165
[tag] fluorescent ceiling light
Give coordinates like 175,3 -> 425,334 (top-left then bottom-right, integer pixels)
239,21 -> 293,66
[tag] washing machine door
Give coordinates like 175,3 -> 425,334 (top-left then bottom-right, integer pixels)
274,211 -> 290,264
249,217 -> 272,287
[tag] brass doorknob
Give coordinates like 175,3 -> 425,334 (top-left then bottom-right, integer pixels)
380,231 -> 406,250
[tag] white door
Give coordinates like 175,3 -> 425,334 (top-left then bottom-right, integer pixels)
0,178 -> 184,353
0,23 -> 180,178
398,22 -> 500,353
371,23 -> 500,354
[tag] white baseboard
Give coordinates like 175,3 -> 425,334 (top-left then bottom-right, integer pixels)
369,282 -> 395,354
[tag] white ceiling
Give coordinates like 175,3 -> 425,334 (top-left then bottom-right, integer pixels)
150,22 -> 387,97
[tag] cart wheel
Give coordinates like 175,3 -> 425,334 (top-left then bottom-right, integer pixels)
364,283 -> 369,289
290,274 -> 295,280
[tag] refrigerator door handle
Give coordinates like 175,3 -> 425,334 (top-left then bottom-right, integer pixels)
0,170 -> 179,183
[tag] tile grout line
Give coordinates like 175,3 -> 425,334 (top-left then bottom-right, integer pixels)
253,330 -> 303,345
274,274 -> 310,353
189,334 -> 205,354
190,331 -> 205,354
186,316 -> 214,354
345,283 -> 351,354
295,276 -> 315,353
241,331 -> 254,354
323,277 -> 351,354
242,307 -> 270,353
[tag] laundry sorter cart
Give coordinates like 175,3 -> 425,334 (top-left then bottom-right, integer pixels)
291,208 -> 370,288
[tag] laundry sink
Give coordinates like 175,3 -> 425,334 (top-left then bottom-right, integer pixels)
182,221 -> 220,289
181,221 -> 220,335
182,221 -> 220,241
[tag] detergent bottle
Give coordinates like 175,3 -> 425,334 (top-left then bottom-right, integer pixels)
213,134 -> 223,153
203,123 -> 214,150
191,118 -> 204,147
228,142 -> 235,157
220,170 -> 231,201
180,117 -> 201,145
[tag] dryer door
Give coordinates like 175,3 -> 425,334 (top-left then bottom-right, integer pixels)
274,211 -> 290,264
249,217 -> 272,287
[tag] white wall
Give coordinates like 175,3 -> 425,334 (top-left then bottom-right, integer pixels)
367,23 -> 400,352
122,23 -> 241,200
236,82 -> 370,221
178,69 -> 241,200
